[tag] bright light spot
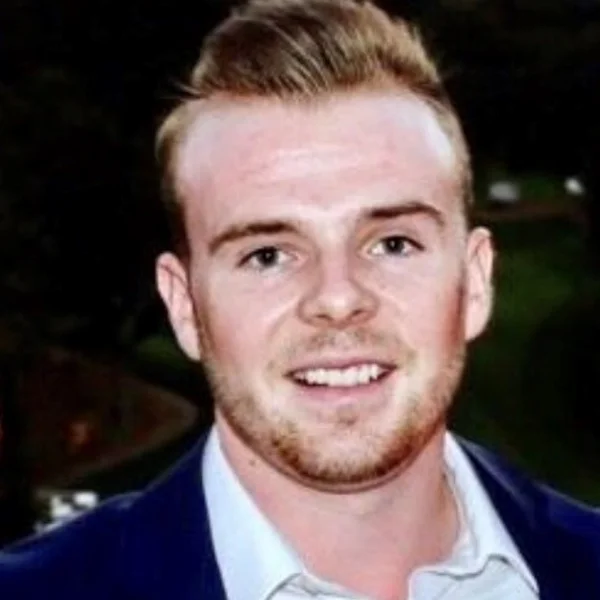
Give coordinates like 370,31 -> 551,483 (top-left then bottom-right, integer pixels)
488,180 -> 521,204
564,177 -> 585,196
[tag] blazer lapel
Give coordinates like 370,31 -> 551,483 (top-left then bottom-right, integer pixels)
462,439 -> 600,600
116,433 -> 599,599
118,436 -> 227,600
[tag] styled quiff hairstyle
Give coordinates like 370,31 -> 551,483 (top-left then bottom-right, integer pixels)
157,0 -> 472,255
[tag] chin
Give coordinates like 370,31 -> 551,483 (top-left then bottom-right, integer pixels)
257,408 -> 446,493
214,349 -> 463,492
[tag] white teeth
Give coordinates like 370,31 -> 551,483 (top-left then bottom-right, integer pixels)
294,364 -> 385,387
369,364 -> 379,380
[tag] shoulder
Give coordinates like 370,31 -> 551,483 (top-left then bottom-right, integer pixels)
0,493 -> 138,598
0,436 -> 212,599
538,480 -> 600,542
460,438 -> 600,544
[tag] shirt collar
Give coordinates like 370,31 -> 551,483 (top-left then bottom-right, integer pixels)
202,427 -> 538,600
443,433 -> 538,593
202,429 -> 302,600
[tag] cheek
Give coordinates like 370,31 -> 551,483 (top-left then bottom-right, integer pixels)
196,275 -> 296,365
376,264 -> 465,346
413,282 -> 466,353
200,300 -> 256,362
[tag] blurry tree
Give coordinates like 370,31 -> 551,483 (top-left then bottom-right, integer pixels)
582,123 -> 600,265
0,0 -> 232,542
422,0 -> 600,180
0,68 -> 158,351
0,0 -> 597,542
0,68 -> 148,542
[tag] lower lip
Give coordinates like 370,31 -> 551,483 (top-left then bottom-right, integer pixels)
289,370 -> 394,404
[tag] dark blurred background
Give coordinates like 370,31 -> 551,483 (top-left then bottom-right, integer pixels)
1,0 -> 599,544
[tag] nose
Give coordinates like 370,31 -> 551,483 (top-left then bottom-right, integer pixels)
298,255 -> 378,328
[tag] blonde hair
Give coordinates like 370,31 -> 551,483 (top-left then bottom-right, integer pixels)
157,0 -> 472,254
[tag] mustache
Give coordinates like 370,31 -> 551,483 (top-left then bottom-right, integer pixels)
282,327 -> 416,365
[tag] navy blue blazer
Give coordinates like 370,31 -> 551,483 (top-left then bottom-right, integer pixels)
1,436 -> 599,599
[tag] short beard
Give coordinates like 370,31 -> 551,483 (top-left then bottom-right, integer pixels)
268,348 -> 466,491
200,326 -> 466,492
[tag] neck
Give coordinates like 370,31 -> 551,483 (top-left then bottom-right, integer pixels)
216,417 -> 459,600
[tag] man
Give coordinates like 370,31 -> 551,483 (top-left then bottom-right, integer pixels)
1,0 -> 599,598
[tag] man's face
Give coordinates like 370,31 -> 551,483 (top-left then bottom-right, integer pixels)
157,92 -> 493,491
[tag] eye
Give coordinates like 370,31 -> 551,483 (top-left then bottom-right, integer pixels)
370,235 -> 421,257
240,246 -> 291,271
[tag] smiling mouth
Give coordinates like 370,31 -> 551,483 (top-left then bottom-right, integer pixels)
290,363 -> 392,388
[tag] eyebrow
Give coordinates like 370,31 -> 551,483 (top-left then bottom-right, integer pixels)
208,220 -> 300,255
364,201 -> 446,228
207,200 -> 446,255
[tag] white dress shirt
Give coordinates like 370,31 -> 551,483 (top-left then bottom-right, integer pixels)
202,429 -> 539,599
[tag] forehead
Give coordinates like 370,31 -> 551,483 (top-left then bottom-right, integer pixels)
174,92 -> 460,233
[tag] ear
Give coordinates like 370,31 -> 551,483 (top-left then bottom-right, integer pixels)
156,252 -> 202,360
464,227 -> 495,341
